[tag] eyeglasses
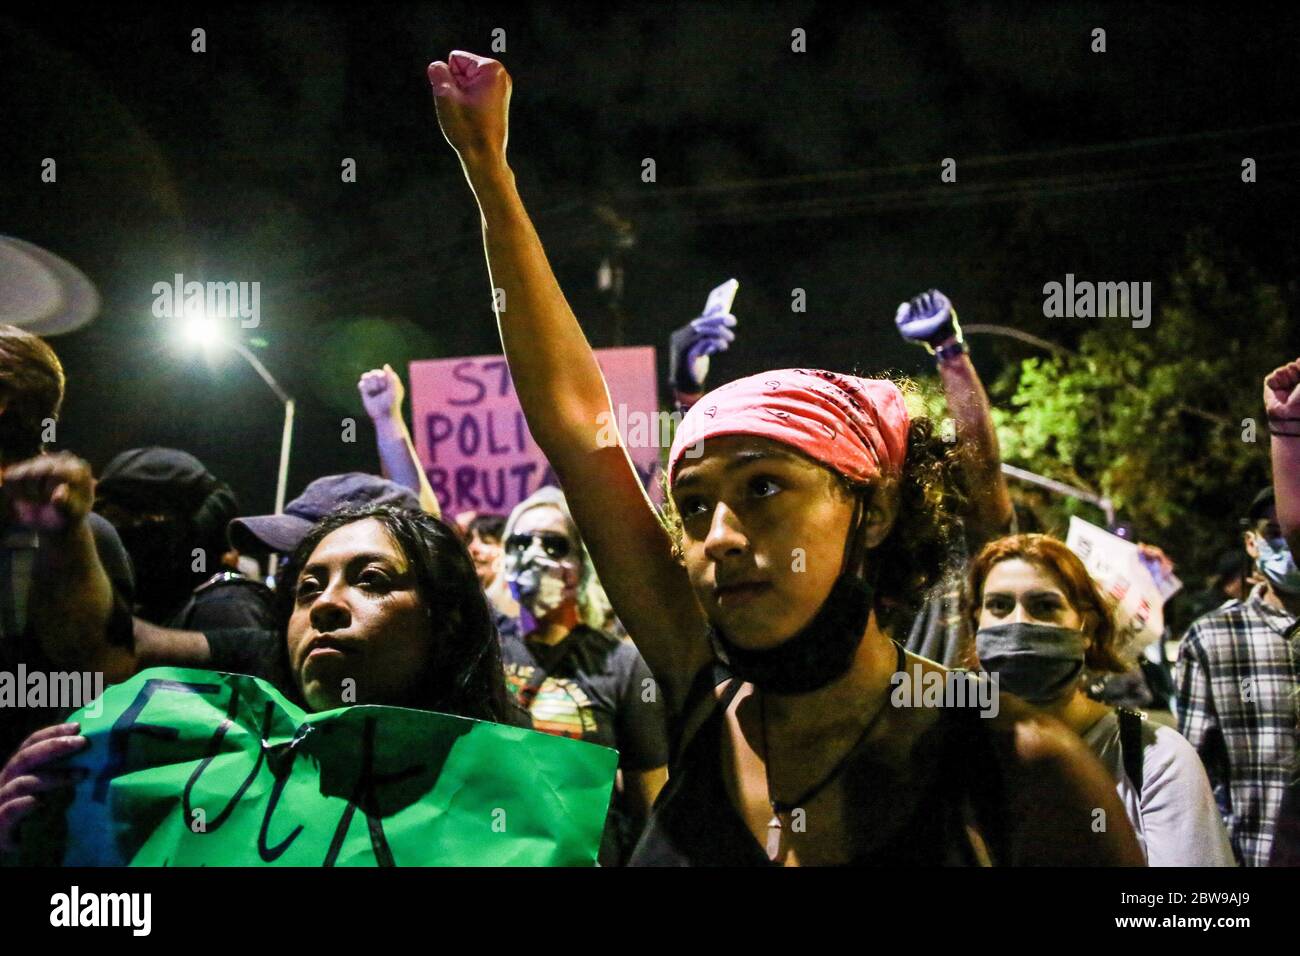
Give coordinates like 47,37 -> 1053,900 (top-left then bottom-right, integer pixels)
505,532 -> 572,560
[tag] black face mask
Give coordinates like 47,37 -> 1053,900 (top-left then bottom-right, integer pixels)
709,571 -> 873,694
114,519 -> 199,619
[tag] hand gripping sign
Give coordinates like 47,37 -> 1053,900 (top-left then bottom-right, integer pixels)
18,668 -> 617,866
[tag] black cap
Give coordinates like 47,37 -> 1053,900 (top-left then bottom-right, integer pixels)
1246,487 -> 1275,523
96,447 -> 227,515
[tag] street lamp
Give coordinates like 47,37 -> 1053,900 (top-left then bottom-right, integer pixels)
177,312 -> 295,574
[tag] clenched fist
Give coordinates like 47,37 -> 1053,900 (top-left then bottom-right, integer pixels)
428,51 -> 511,164
358,364 -> 405,423
0,452 -> 95,534
1264,358 -> 1300,422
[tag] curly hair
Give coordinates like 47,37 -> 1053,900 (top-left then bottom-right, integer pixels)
658,378 -> 965,638
274,503 -> 518,723
959,533 -> 1128,673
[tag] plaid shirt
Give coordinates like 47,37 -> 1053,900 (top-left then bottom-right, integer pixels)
1176,586 -> 1299,866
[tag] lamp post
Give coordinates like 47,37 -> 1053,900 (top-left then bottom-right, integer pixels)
178,314 -> 295,578
228,339 -> 295,521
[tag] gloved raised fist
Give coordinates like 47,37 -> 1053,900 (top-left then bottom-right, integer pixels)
894,289 -> 961,350
669,312 -> 737,395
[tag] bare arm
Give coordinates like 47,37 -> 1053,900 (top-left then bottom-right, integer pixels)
4,454 -> 128,680
1264,358 -> 1300,554
359,365 -> 440,517
622,765 -> 669,829
895,290 -> 1011,542
428,51 -> 710,711
934,341 -> 1014,542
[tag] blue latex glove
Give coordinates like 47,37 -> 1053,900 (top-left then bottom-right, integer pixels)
669,312 -> 737,394
894,289 -> 961,350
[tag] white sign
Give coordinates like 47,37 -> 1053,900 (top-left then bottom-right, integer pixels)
1065,517 -> 1169,655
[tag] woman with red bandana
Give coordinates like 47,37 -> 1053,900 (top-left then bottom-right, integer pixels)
428,50 -> 1144,865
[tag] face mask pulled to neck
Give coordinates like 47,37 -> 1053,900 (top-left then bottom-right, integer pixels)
1255,536 -> 1300,596
710,569 -> 873,695
974,622 -> 1089,704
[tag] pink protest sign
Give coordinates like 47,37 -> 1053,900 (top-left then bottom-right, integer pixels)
410,347 -> 661,516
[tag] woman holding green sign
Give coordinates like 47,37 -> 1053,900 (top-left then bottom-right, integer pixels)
428,50 -> 1146,865
0,503 -> 532,854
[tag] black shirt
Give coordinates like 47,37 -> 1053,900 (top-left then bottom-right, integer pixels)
497,618 -> 669,770
629,657 -> 1009,866
498,616 -> 670,866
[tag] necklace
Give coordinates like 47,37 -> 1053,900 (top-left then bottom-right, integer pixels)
757,639 -> 903,862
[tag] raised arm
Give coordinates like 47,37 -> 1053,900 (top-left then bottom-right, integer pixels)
428,51 -> 710,709
359,364 -> 441,517
3,453 -> 133,682
1264,358 -> 1300,556
895,290 -> 1013,544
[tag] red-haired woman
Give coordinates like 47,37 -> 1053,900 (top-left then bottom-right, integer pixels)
964,534 -> 1234,866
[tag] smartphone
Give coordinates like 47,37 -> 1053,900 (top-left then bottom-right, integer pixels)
702,278 -> 739,317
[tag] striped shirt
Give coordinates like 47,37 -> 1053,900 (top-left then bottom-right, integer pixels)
1175,586 -> 1299,866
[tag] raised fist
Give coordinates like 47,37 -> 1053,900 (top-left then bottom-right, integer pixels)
1264,358 -> 1300,421
895,289 -> 961,349
0,452 -> 95,534
358,364 -> 405,423
428,51 -> 511,163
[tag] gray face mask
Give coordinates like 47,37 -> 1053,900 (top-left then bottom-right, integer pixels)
975,622 -> 1089,704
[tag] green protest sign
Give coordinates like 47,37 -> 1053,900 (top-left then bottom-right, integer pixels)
19,668 -> 617,866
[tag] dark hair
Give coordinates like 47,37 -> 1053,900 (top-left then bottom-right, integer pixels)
467,513 -> 507,542
274,504 -> 516,724
0,324 -> 64,462
842,415 -> 963,633
658,405 -> 963,637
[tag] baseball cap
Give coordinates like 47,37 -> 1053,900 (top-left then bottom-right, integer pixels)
228,473 -> 421,556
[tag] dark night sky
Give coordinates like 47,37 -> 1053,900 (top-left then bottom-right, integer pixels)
3,2 -> 1298,516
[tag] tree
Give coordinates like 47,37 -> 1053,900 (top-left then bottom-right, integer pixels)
991,231 -> 1292,571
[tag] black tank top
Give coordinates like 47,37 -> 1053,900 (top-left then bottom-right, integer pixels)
629,648 -> 1008,866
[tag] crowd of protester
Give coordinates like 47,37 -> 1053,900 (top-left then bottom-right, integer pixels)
0,50 -> 1297,866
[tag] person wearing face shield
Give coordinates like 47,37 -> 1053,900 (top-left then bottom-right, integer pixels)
497,486 -> 668,866
965,534 -> 1234,866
